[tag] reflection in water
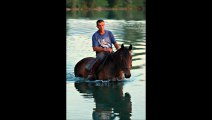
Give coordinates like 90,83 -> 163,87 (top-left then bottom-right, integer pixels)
74,82 -> 132,120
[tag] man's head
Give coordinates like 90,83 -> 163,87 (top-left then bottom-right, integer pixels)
96,19 -> 105,31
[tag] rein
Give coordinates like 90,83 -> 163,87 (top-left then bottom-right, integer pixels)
95,53 -> 110,75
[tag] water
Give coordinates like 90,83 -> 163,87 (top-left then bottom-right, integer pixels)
67,10 -> 145,120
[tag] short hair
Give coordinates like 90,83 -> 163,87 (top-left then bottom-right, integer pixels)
96,19 -> 104,26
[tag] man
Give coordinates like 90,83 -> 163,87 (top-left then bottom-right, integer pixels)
87,19 -> 120,80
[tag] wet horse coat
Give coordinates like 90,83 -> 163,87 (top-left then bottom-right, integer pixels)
74,44 -> 132,81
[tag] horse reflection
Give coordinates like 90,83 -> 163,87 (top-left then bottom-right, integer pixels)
74,82 -> 132,120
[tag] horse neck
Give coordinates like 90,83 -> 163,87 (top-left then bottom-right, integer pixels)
110,52 -> 123,71
96,53 -> 124,80
99,53 -> 120,73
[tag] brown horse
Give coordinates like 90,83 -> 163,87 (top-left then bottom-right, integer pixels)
74,44 -> 132,81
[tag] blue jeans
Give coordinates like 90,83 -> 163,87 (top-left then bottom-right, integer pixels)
96,52 -> 109,61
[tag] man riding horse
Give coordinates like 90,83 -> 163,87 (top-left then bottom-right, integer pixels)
87,19 -> 120,80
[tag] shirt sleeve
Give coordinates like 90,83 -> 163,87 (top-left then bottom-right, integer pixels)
92,34 -> 99,47
109,31 -> 116,44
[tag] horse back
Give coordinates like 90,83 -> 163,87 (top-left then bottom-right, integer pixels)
74,57 -> 96,77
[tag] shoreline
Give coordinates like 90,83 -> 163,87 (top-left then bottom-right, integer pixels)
66,7 -> 143,11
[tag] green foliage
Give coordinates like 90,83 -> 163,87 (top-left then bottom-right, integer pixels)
66,0 -> 145,9
95,0 -> 109,7
66,0 -> 81,8
66,10 -> 145,20
108,0 -> 121,7
123,0 -> 132,8
132,0 -> 145,7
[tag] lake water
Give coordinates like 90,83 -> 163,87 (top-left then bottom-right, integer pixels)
66,10 -> 146,120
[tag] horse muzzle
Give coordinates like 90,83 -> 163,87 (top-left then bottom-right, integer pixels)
125,73 -> 131,78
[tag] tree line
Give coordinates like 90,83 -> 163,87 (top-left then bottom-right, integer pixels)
66,0 -> 145,10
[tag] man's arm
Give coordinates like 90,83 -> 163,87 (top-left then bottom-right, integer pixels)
93,43 -> 119,53
93,46 -> 112,53
114,43 -> 120,50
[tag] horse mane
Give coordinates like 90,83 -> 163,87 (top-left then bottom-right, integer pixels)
104,47 -> 130,65
96,46 -> 131,75
113,47 -> 130,59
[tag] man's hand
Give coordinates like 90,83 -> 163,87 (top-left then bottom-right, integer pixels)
104,48 -> 112,53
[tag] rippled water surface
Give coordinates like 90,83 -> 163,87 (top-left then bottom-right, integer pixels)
67,10 -> 145,120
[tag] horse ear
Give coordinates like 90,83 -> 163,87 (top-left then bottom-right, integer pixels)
121,44 -> 124,49
129,44 -> 132,50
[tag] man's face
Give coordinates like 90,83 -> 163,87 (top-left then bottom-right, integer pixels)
97,22 -> 105,31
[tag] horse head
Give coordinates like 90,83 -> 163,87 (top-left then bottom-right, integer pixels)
113,44 -> 132,79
